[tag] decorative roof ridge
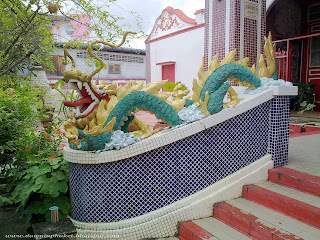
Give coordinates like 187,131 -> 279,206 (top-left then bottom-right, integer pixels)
146,6 -> 197,41
194,9 -> 205,15
164,6 -> 196,25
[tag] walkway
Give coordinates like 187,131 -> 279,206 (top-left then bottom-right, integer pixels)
288,133 -> 320,176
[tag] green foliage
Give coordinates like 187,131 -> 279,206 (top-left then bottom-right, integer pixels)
0,74 -> 70,224
54,79 -> 80,117
162,82 -> 187,92
0,0 -> 146,224
298,101 -> 316,114
297,82 -> 316,104
0,77 -> 43,167
0,0 -> 55,77
296,82 -> 317,114
2,154 -> 70,224
0,0 -> 145,80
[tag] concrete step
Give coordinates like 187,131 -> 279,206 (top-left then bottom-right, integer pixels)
214,198 -> 320,239
243,181 -> 320,228
179,221 -> 214,240
192,217 -> 251,240
269,167 -> 320,197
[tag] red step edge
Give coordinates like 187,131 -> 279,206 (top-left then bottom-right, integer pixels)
214,201 -> 304,240
243,184 -> 320,229
269,167 -> 320,197
178,221 -> 213,240
289,130 -> 320,138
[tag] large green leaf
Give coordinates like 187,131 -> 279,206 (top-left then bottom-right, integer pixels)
0,195 -> 13,205
26,201 -> 43,214
15,183 -> 42,207
37,176 -> 68,197
54,171 -> 67,181
25,163 -> 51,179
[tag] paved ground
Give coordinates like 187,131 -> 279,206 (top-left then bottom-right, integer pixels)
287,133 -> 320,176
0,206 -> 31,239
290,110 -> 320,120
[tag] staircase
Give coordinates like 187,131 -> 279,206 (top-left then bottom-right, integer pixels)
175,166 -> 320,240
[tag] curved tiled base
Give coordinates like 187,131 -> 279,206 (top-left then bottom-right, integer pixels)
65,86 -> 297,239
71,155 -> 273,239
68,100 -> 271,223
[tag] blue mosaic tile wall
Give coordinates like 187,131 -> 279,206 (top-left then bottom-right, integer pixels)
69,101 -> 271,223
268,96 -> 290,167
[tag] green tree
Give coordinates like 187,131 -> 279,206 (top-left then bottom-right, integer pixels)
0,0 -> 144,79
0,0 -> 55,77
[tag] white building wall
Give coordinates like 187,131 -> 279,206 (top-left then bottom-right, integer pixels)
149,27 -> 204,91
52,48 -> 146,80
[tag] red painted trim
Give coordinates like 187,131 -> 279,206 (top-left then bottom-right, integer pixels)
273,32 -> 320,83
304,126 -> 320,132
179,221 -> 213,240
289,130 -> 320,138
273,32 -> 320,43
194,9 -> 205,15
289,124 -> 302,134
243,184 -> 320,228
165,6 -> 196,24
145,23 -> 205,44
156,61 -> 176,66
269,167 -> 320,197
214,202 -> 304,240
161,64 -> 175,83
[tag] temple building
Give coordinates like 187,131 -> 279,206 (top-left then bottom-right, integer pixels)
146,0 -> 320,109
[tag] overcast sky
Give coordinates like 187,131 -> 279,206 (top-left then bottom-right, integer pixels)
106,0 -> 205,49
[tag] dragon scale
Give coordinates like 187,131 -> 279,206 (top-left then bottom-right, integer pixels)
66,63 -> 262,151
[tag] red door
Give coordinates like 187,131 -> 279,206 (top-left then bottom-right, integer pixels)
162,64 -> 175,83
306,21 -> 320,109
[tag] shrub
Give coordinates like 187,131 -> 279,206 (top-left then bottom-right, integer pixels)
0,76 -> 71,224
2,154 -> 70,223
0,77 -> 41,169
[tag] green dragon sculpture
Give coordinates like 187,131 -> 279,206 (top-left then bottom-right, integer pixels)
63,32 -> 276,151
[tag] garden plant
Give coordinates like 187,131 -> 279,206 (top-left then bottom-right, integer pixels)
0,0 -> 144,224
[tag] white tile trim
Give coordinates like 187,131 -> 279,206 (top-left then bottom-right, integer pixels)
71,155 -> 273,239
272,86 -> 298,96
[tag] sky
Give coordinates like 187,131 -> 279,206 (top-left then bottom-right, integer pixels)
105,0 -> 205,49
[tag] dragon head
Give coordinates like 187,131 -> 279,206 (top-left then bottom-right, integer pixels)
62,49 -> 110,120
62,31 -> 135,120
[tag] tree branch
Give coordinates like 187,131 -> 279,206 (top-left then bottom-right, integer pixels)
1,5 -> 41,59
0,50 -> 35,78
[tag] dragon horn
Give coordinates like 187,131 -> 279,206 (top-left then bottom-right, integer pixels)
63,47 -> 76,69
87,31 -> 136,81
